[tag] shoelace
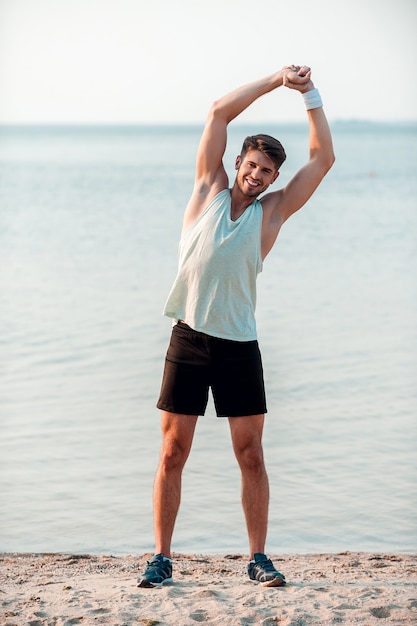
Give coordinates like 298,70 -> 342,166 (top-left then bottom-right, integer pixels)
147,559 -> 169,572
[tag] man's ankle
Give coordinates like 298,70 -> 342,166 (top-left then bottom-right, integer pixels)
155,551 -> 172,560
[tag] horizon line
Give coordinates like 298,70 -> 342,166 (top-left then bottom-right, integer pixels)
1,118 -> 417,128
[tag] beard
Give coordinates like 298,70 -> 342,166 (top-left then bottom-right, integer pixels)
236,173 -> 267,199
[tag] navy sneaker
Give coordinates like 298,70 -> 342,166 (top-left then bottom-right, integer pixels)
248,553 -> 286,587
138,553 -> 173,588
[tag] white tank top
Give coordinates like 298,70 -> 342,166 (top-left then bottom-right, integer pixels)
163,189 -> 263,341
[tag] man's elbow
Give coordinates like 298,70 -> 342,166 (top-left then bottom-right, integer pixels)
209,99 -> 228,122
324,150 -> 336,173
316,149 -> 335,176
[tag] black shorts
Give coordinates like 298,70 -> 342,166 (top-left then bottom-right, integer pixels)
157,322 -> 267,417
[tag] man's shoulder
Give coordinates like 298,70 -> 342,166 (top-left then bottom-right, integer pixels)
193,178 -> 229,202
259,188 -> 285,216
197,188 -> 231,217
183,186 -> 229,233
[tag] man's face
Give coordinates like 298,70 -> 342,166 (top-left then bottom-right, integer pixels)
235,149 -> 279,198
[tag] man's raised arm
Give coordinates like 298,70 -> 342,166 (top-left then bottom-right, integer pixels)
195,66 -> 312,186
183,67 -> 311,231
263,68 -> 335,228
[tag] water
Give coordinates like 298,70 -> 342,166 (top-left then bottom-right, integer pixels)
1,122 -> 416,556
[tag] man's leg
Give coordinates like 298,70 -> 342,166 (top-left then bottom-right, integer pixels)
153,411 -> 198,558
228,414 -> 269,559
229,414 -> 285,586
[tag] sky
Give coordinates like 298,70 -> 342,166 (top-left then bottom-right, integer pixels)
0,0 -> 416,124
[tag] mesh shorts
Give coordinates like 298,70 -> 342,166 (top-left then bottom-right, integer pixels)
157,322 -> 267,417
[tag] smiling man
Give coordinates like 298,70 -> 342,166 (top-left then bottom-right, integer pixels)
138,65 -> 335,588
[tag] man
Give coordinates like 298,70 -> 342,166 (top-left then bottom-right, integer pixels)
138,65 -> 335,588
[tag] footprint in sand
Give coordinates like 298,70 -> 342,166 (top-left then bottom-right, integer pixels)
189,608 -> 209,622
369,606 -> 391,618
190,589 -> 219,599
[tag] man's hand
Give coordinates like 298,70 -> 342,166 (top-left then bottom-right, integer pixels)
282,65 -> 314,93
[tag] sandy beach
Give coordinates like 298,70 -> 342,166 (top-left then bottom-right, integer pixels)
1,552 -> 416,625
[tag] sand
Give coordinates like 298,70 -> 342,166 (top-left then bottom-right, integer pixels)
1,552 -> 416,625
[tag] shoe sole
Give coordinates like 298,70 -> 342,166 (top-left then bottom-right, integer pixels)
261,576 -> 286,587
138,576 -> 173,588
250,576 -> 286,587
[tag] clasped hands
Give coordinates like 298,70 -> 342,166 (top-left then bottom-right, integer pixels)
282,65 -> 313,93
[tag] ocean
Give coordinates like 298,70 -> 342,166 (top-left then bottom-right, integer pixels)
1,121 -> 416,556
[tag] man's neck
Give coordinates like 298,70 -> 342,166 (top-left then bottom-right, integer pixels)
230,184 -> 258,221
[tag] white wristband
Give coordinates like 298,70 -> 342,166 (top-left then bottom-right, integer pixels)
303,88 -> 323,110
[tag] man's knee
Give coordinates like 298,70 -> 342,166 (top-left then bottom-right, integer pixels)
159,412 -> 197,472
235,443 -> 265,473
229,414 -> 265,471
159,438 -> 190,472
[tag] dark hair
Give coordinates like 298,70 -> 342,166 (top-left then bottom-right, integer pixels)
240,134 -> 286,170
